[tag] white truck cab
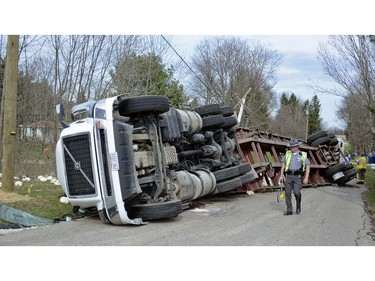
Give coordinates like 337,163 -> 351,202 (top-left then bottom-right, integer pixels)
55,95 -> 257,225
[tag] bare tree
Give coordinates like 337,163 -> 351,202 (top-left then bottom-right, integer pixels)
337,92 -> 374,154
317,35 -> 375,150
189,36 -> 281,130
0,34 -> 190,176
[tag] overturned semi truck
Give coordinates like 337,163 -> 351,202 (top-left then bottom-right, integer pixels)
55,95 -> 258,225
55,94 -> 356,225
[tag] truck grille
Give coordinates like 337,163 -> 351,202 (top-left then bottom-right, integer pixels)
63,133 -> 96,196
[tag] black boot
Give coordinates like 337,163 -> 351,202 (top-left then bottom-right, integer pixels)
296,194 -> 301,214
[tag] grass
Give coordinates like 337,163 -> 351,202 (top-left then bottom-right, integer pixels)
364,169 -> 375,218
344,143 -> 351,154
0,179 -> 74,226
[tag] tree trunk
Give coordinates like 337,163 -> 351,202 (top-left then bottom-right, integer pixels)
0,88 -> 5,170
1,35 -> 19,192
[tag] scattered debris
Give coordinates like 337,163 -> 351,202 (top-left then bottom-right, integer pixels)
37,176 -> 47,182
14,181 -> 22,187
190,208 -> 209,213
59,197 -> 69,204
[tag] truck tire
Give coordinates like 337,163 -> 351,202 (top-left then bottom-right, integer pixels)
240,174 -> 255,185
201,115 -> 225,130
327,132 -> 336,139
215,177 -> 243,194
337,168 -> 357,184
128,200 -> 183,221
221,106 -> 235,117
221,116 -> 238,129
324,163 -> 346,178
328,138 -> 338,146
307,131 -> 327,145
194,104 -> 222,117
118,95 -> 170,117
310,136 -> 331,147
342,163 -> 354,171
213,166 -> 239,182
237,163 -> 252,174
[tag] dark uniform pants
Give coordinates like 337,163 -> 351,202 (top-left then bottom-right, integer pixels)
285,174 -> 302,213
357,168 -> 366,181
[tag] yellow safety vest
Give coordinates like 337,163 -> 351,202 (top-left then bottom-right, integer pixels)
356,156 -> 367,170
285,150 -> 307,172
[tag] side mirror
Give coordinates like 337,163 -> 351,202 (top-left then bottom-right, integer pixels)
71,101 -> 96,121
56,104 -> 70,128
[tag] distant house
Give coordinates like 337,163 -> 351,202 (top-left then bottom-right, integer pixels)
18,120 -> 62,141
336,135 -> 347,141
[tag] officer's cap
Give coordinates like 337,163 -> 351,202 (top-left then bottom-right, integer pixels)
287,139 -> 301,148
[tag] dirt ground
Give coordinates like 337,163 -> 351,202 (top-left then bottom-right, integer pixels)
0,189 -> 30,203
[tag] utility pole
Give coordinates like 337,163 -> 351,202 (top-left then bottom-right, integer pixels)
1,35 -> 19,192
305,107 -> 309,141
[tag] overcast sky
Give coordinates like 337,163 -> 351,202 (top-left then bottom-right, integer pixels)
2,0 -> 372,130
170,35 -> 344,129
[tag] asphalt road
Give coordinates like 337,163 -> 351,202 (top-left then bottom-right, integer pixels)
1,179 -> 374,246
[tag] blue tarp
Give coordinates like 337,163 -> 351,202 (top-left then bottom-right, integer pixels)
367,156 -> 375,164
0,204 -> 54,227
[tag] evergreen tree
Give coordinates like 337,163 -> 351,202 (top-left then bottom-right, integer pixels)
288,93 -> 299,108
271,92 -> 308,139
308,95 -> 322,135
280,92 -> 289,106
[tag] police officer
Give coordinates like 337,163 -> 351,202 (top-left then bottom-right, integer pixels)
279,139 -> 310,215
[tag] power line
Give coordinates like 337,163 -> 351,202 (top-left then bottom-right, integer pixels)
160,35 -> 212,92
